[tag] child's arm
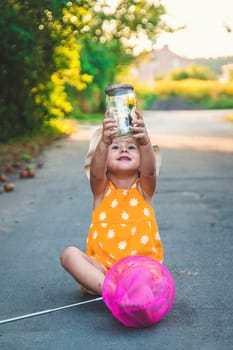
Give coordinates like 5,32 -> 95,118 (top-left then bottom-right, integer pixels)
130,110 -> 156,199
90,115 -> 118,196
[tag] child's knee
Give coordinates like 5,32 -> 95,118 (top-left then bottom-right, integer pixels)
60,246 -> 79,267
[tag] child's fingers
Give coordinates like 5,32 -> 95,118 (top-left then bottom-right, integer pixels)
102,118 -> 119,139
104,117 -> 115,122
103,118 -> 117,129
135,109 -> 143,119
130,126 -> 145,136
104,110 -> 110,118
131,118 -> 145,129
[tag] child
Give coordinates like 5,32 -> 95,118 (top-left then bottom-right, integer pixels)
60,110 -> 163,295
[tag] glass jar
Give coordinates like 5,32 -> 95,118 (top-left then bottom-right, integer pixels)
105,83 -> 137,136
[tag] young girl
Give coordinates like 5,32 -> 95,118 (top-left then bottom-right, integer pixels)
60,110 -> 163,295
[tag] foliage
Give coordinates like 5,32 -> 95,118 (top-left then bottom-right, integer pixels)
194,56 -> 233,75
152,79 -> 233,109
0,1 -> 60,141
0,0 -> 169,142
169,64 -> 217,81
115,75 -> 233,109
102,60 -> 233,109
75,0 -> 168,112
228,67 -> 233,81
0,1 -> 95,142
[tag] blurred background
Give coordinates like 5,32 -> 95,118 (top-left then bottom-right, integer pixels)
0,0 -> 233,145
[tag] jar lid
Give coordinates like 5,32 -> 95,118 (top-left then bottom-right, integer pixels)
105,83 -> 134,96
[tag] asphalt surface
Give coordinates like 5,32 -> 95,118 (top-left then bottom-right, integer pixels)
0,110 -> 233,350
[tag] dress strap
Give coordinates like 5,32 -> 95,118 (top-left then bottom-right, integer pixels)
131,178 -> 139,189
109,181 -> 115,189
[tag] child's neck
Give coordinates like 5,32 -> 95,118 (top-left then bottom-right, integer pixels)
108,174 -> 138,190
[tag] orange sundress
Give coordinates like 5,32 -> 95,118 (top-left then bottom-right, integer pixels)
86,181 -> 163,270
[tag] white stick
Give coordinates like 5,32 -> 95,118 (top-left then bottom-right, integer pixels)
0,297 -> 103,325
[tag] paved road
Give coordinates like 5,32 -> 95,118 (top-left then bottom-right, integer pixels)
0,110 -> 233,350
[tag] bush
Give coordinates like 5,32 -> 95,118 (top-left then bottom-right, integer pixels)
154,79 -> 233,108
169,64 -> 217,81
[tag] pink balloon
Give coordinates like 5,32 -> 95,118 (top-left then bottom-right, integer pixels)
102,256 -> 176,328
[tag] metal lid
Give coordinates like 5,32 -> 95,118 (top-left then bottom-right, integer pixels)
105,83 -> 134,96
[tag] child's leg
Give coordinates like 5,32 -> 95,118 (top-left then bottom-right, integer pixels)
60,246 -> 105,295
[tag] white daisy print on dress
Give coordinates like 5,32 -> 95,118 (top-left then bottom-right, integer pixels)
107,229 -> 115,239
129,198 -> 138,207
111,199 -> 118,208
155,232 -> 161,240
101,223 -> 108,227
130,250 -> 137,256
118,240 -> 127,250
140,235 -> 149,244
99,212 -> 106,221
152,246 -> 157,253
121,211 -> 129,220
131,227 -> 137,235
143,208 -> 150,217
98,242 -> 103,249
92,230 -> 98,239
122,190 -> 128,196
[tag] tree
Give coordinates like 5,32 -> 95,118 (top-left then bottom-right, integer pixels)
0,1 -> 58,140
73,0 -> 169,112
0,1 -> 90,141
0,0 -> 170,141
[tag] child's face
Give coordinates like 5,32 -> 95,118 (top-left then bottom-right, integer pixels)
107,137 -> 140,174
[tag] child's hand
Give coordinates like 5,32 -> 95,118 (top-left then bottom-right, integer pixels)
130,110 -> 150,146
102,112 -> 119,145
